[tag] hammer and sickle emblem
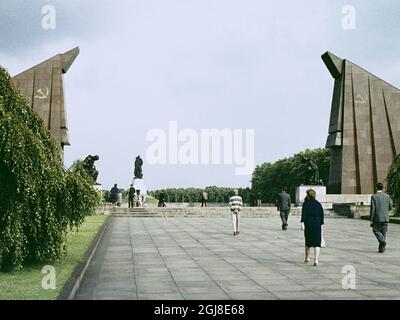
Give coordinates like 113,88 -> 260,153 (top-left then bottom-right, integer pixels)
35,87 -> 49,100
355,94 -> 368,104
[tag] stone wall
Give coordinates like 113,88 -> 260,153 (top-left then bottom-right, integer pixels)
332,203 -> 371,218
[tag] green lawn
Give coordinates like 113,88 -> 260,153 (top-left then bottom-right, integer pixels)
0,215 -> 108,300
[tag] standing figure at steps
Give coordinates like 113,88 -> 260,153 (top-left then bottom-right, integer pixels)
158,190 -> 166,207
201,191 -> 208,207
128,184 -> 136,208
117,191 -> 123,208
135,189 -> 142,207
134,155 -> 143,179
110,184 -> 119,206
277,186 -> 291,230
229,189 -> 243,236
256,192 -> 262,207
370,182 -> 393,253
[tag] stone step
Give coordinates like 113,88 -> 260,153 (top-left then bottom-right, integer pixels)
113,207 -> 303,212
111,207 -> 337,218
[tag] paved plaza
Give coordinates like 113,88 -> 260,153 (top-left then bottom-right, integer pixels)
75,216 -> 400,300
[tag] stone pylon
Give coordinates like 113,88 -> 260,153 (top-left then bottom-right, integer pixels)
322,51 -> 400,194
12,47 -> 80,160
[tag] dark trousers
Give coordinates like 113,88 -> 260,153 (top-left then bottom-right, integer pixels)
372,222 -> 388,244
128,197 -> 134,208
201,200 -> 207,207
280,209 -> 290,227
158,201 -> 165,207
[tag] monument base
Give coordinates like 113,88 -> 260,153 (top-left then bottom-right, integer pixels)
325,194 -> 372,205
132,178 -> 147,196
296,185 -> 326,205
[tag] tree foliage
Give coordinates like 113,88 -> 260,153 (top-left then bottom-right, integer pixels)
387,154 -> 400,216
251,148 -> 331,203
0,66 -> 101,271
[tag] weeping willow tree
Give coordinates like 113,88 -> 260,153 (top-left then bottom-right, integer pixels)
0,66 -> 101,271
387,154 -> 400,216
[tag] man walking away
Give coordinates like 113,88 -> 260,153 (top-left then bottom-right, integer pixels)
229,189 -> 243,236
128,184 -> 135,208
370,182 -> 393,253
277,187 -> 291,230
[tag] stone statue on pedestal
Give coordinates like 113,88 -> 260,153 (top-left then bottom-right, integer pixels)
82,155 -> 99,183
132,155 -> 147,204
304,157 -> 320,185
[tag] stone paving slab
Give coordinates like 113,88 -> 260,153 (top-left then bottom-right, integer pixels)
75,217 -> 400,300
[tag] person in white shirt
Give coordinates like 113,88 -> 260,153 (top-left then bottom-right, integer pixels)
117,192 -> 123,207
229,189 -> 243,236
201,191 -> 208,207
134,190 -> 142,207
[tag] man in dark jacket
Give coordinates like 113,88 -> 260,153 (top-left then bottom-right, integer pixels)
370,182 -> 393,253
277,187 -> 291,230
158,190 -> 166,207
110,184 -> 119,206
128,184 -> 136,208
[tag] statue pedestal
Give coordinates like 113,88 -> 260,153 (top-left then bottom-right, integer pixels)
296,185 -> 326,205
132,178 -> 147,195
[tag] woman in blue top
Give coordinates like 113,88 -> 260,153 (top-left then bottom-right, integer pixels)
301,189 -> 324,266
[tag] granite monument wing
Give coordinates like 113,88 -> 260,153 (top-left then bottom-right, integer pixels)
322,51 -> 400,194
12,47 -> 79,159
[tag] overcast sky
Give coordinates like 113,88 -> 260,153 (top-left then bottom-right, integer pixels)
1,0 -> 400,190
